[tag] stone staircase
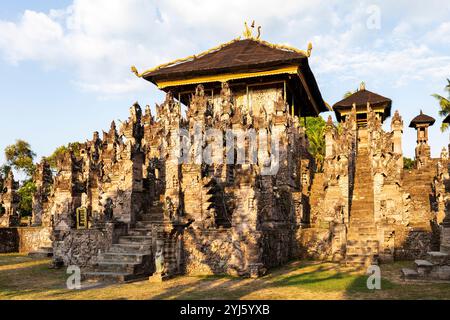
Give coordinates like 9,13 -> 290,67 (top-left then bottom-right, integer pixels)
309,173 -> 325,216
346,133 -> 379,267
401,251 -> 450,281
82,203 -> 164,283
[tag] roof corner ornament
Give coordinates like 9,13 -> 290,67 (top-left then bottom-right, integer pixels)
131,65 -> 142,78
306,42 -> 313,57
243,20 -> 261,40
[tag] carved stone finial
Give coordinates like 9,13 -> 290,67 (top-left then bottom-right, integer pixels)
359,81 -> 366,91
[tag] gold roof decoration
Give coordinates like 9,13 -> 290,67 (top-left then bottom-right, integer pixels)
131,22 -> 313,78
243,20 -> 261,40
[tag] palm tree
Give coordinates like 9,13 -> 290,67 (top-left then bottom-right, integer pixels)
300,117 -> 326,172
307,127 -> 325,172
432,78 -> 450,132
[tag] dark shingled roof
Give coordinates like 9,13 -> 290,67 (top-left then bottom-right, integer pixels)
143,39 -> 307,81
141,38 -> 328,114
409,110 -> 436,128
333,88 -> 392,110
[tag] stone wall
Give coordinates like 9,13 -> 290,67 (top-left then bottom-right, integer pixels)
296,227 -> 332,260
0,228 -> 19,253
53,222 -> 128,268
183,229 -> 234,275
393,226 -> 435,260
0,227 -> 52,253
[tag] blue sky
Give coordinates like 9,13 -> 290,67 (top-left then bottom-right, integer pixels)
0,0 -> 449,169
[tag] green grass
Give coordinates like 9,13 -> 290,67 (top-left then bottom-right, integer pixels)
0,254 -> 449,300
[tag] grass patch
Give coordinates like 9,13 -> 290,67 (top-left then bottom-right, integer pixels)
0,254 -> 449,300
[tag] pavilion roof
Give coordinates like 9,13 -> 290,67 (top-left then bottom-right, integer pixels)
333,86 -> 392,111
409,110 -> 436,128
132,26 -> 329,114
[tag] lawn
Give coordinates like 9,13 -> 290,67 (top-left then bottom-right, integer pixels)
0,253 -> 449,300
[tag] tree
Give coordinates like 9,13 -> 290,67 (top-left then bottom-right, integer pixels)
403,157 -> 414,170
46,142 -> 81,170
2,140 -> 37,217
17,180 -> 36,216
4,140 -> 36,177
301,116 -> 327,172
432,78 -> 450,132
343,90 -> 355,99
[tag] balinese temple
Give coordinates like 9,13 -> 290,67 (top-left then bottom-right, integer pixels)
5,23 -> 450,282
132,23 -> 329,118
332,82 -> 392,125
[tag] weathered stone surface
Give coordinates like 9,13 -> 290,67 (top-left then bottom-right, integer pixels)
0,227 -> 51,253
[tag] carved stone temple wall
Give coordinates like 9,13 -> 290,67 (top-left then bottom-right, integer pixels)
304,106 -> 441,266
32,82 -> 313,279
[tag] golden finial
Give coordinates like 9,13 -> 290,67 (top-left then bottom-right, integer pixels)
243,21 -> 262,40
359,81 -> 366,91
306,42 -> 313,57
243,21 -> 252,39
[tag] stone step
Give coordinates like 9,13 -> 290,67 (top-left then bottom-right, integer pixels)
140,214 -> 163,222
81,271 -> 149,283
415,259 -> 434,276
109,243 -> 152,254
95,261 -> 142,273
346,246 -> 378,256
118,236 -> 152,245
128,228 -> 152,236
347,235 -> 379,241
345,254 -> 378,267
427,251 -> 449,265
401,268 -> 419,280
99,252 -> 146,263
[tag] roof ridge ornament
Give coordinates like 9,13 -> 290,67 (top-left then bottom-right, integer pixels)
359,81 -> 366,91
243,20 -> 261,40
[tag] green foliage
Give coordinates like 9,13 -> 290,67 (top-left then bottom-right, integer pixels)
46,142 -> 81,170
4,140 -> 36,178
17,180 -> 36,216
301,116 -> 327,172
432,78 -> 450,132
403,157 -> 414,170
343,90 -> 355,99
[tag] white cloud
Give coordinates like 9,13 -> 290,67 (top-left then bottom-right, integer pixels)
0,0 -> 449,98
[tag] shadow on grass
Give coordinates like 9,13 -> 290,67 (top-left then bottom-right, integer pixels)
0,258 -> 67,299
1,254 -> 434,300
0,254 -> 35,267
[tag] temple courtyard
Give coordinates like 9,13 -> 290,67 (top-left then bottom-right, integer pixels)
1,253 -> 449,300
